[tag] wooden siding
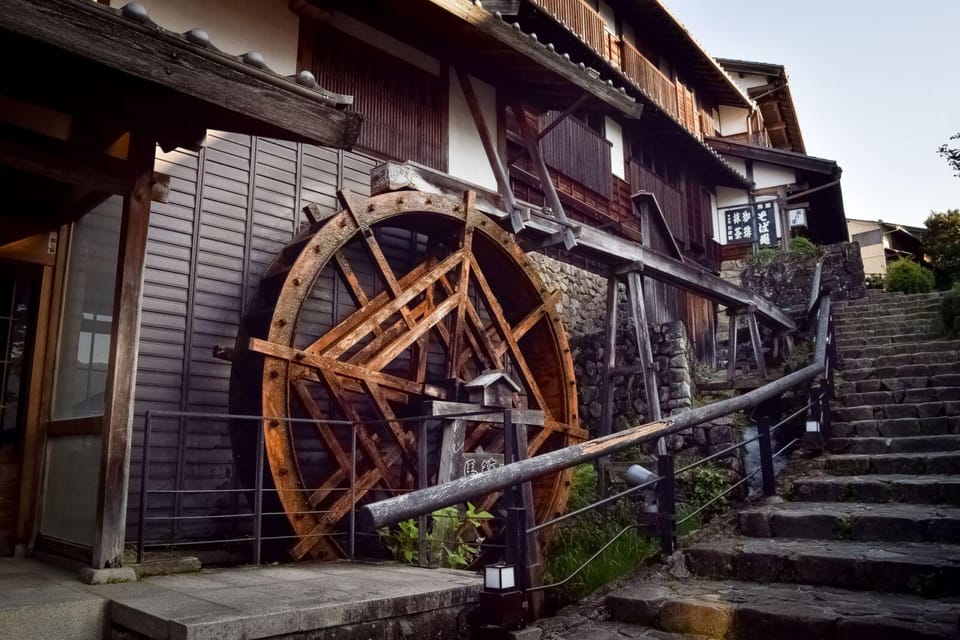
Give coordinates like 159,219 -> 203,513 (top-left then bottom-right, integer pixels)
630,160 -> 685,247
540,113 -> 613,198
645,281 -> 715,367
128,135 -> 378,543
305,26 -> 447,170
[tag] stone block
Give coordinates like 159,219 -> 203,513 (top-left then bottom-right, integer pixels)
80,567 -> 137,585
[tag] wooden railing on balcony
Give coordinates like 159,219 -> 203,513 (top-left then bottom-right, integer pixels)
532,0 -> 608,57
721,131 -> 772,148
540,113 -> 612,198
621,40 -> 677,118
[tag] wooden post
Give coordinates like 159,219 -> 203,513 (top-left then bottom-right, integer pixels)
726,308 -> 740,382
453,68 -> 523,232
91,133 -> 154,569
746,309 -> 767,379
626,271 -> 664,455
504,409 -> 543,618
757,414 -> 776,496
598,276 -> 618,498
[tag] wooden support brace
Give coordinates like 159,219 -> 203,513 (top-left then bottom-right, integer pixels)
598,276 -> 619,440
726,308 -> 741,383
453,67 -> 524,233
626,272 -> 664,455
746,310 -> 767,379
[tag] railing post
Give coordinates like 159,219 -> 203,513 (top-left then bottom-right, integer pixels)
655,453 -> 675,556
505,505 -> 528,593
819,379 -> 832,441
253,418 -> 265,566
137,410 -> 153,565
349,423 -> 357,560
417,418 -> 429,567
757,414 -> 776,497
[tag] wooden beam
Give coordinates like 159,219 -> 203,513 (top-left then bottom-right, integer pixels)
746,310 -> 767,379
726,309 -> 740,383
626,272 -> 665,456
453,68 -> 523,231
0,0 -> 361,148
91,132 -> 153,569
598,276 -> 619,439
371,162 -> 796,333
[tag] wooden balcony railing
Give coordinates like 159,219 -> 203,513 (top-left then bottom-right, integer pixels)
721,130 -> 772,148
540,113 -> 612,198
531,0 -> 608,57
622,40 -> 677,119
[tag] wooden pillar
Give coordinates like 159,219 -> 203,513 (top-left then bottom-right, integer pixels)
726,308 -> 740,382
91,133 -> 154,569
598,276 -> 619,440
626,271 -> 665,455
746,309 -> 767,379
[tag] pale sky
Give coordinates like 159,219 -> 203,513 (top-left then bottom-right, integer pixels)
665,1 -> 960,228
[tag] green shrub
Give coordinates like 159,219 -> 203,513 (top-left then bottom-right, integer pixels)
685,465 -> 730,519
941,283 -> 960,337
885,258 -> 935,294
789,236 -> 817,259
379,502 -> 492,569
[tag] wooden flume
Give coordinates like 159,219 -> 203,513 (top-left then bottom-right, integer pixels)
231,189 -> 583,560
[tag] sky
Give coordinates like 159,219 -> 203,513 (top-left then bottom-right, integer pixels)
664,0 -> 960,228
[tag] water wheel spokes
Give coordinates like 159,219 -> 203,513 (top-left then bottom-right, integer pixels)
238,189 -> 584,561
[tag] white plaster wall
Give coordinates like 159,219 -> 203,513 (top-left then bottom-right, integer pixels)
113,0 -> 300,75
729,72 -> 768,93
448,70 -> 498,191
709,192 -> 719,241
718,105 -> 749,136
723,156 -> 747,177
605,117 -> 625,180
598,0 -> 617,33
752,162 -> 796,190
847,219 -> 878,237
716,186 -> 749,209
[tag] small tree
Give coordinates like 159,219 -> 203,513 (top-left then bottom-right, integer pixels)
939,133 -> 960,178
885,258 -> 935,294
924,210 -> 960,285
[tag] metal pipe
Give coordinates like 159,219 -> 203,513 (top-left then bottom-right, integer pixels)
137,410 -> 153,564
253,418 -> 265,565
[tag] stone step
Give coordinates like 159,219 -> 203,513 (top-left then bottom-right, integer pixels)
839,387 -> 960,408
834,291 -> 947,310
832,416 -> 960,438
682,538 -> 960,596
834,403 -> 960,425
739,501 -> 960,543
835,312 -> 940,328
835,322 -> 942,339
539,620 -> 710,640
791,474 -> 960,504
606,579 -> 958,639
822,452 -> 960,475
841,362 -> 960,383
827,435 -> 960,454
836,330 -> 942,348
837,373 -> 960,394
835,302 -> 942,317
836,299 -> 942,312
840,343 -> 960,364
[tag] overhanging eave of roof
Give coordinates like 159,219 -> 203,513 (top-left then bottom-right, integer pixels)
0,0 -> 363,149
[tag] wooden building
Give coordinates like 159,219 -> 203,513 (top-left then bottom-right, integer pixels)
0,0 -> 804,570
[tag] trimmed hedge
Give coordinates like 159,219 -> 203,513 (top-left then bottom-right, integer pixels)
885,258 -> 935,294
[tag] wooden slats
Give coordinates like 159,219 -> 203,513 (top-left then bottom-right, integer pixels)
622,40 -> 678,117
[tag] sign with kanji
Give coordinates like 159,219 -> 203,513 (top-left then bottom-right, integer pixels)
723,202 -> 778,246
462,453 -> 504,477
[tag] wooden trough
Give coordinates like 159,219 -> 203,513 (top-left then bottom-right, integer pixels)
229,189 -> 584,561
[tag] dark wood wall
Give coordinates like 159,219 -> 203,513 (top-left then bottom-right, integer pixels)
128,133 -> 378,543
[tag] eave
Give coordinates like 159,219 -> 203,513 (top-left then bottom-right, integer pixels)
718,58 -> 806,154
705,137 -> 838,177
0,0 -> 362,149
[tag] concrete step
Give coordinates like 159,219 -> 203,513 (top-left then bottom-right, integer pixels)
839,387 -> 960,408
537,620 -> 711,640
841,361 -> 960,383
738,501 -> 960,543
837,373 -> 960,395
791,474 -> 960,504
682,538 -> 960,596
827,435 -> 960,454
840,342 -> 960,364
606,579 -> 958,639
834,403 -> 960,425
822,452 -> 960,475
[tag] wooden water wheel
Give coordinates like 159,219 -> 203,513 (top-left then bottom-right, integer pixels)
230,189 -> 584,561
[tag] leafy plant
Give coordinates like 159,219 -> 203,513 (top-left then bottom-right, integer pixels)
925,209 -> 960,284
782,340 -> 814,374
684,465 -> 731,519
940,283 -> 960,337
789,236 -> 818,259
379,502 -> 492,569
748,246 -> 779,267
885,258 -> 935,294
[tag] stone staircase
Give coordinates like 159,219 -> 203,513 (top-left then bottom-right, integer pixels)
599,290 -> 960,639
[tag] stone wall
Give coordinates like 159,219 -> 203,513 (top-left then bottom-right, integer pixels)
528,252 -> 609,337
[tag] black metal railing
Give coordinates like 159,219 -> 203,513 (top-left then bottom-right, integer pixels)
360,266 -> 836,615
135,408 -> 501,566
